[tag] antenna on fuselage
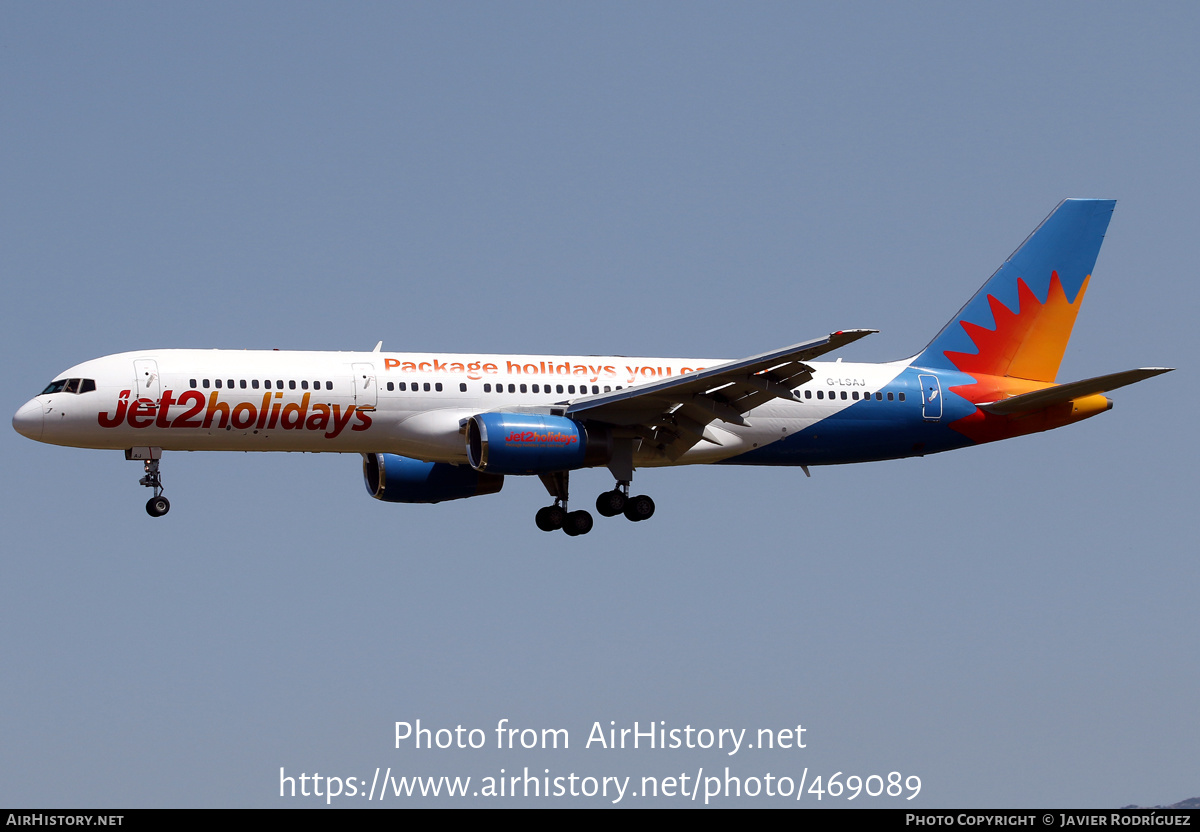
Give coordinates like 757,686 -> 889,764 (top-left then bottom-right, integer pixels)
373,341 -> 382,352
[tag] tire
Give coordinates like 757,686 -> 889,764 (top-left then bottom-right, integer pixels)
146,496 -> 171,517
563,509 -> 594,536
595,489 -> 626,517
623,494 -> 655,522
535,505 -> 565,532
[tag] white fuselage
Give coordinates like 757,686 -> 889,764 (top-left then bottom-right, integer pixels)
15,348 -> 912,467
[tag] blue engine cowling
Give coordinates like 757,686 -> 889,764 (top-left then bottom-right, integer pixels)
466,413 -> 612,474
362,453 -> 503,503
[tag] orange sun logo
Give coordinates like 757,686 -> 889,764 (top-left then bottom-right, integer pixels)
946,271 -> 1089,443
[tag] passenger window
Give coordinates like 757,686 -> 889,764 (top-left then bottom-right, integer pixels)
568,385 -> 576,394
805,390 -> 812,399
203,379 -> 210,389
484,383 -> 491,393
424,382 -> 431,392
840,391 -> 847,400
301,381 -> 309,390
435,383 -> 443,392
325,382 -> 332,391
386,382 -> 394,391
592,386 -> 599,394
459,383 -> 467,392
852,391 -> 859,400
289,380 -> 296,390
215,379 -> 222,389
604,386 -> 611,392
264,380 -> 271,389
532,384 -> 539,393
898,392 -> 906,402
520,384 -> 527,393
240,380 -> 247,389
816,390 -> 823,399
252,379 -> 259,389
508,384 -> 515,393
887,392 -> 894,401
190,379 -> 198,389
557,385 -> 564,394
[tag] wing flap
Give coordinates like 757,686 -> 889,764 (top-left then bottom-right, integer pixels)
566,329 -> 875,424
564,329 -> 876,460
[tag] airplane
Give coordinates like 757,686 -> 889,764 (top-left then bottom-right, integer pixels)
12,199 -> 1172,536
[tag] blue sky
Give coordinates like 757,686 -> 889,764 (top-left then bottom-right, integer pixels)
2,2 -> 1195,807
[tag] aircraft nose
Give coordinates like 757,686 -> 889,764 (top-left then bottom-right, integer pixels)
12,399 -> 44,441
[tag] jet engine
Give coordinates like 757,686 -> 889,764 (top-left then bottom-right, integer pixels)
362,453 -> 503,503
466,413 -> 612,474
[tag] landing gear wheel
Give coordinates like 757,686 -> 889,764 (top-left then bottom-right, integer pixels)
136,456 -> 169,517
623,494 -> 655,522
595,489 -> 627,517
535,505 -> 566,532
146,496 -> 171,517
563,510 -> 594,536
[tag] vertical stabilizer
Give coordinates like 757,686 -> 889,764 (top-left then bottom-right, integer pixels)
914,199 -> 1115,382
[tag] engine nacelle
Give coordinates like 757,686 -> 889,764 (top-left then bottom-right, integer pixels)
362,453 -> 503,504
466,413 -> 612,474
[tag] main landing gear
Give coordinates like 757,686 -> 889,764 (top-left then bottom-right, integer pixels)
535,473 -> 654,536
595,481 -> 655,523
129,448 -> 170,517
535,471 -> 593,536
535,504 -> 593,536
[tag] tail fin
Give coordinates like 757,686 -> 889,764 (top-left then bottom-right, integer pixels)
914,199 -> 1116,382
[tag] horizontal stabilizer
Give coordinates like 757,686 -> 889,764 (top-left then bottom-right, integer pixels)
980,367 -> 1174,415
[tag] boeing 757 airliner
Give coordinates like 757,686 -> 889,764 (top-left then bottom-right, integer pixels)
13,200 -> 1172,535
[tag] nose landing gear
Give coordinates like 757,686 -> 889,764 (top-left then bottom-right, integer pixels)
128,448 -> 170,517
141,459 -> 170,517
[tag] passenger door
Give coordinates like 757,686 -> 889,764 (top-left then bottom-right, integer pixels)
133,359 -> 161,401
352,362 -> 377,409
918,374 -> 942,421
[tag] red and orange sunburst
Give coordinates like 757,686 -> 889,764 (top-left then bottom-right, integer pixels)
947,270 -> 1090,444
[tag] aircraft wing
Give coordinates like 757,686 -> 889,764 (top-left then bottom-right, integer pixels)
565,329 -> 876,458
980,367 -> 1174,415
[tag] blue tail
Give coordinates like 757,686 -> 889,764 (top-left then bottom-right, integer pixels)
913,199 -> 1115,382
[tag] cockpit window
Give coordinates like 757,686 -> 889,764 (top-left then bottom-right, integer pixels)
40,378 -> 95,395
